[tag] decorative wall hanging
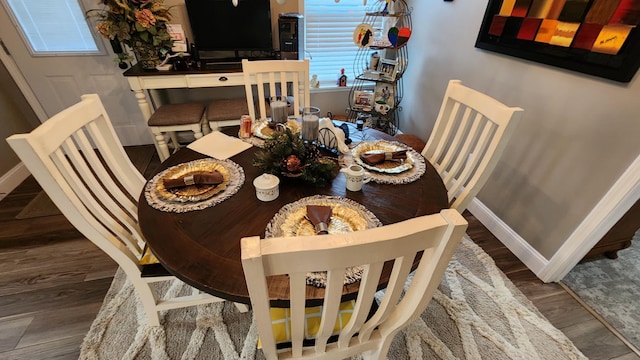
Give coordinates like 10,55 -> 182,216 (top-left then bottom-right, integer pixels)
475,0 -> 640,83
353,23 -> 375,47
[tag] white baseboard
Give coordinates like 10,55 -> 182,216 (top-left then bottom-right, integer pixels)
467,198 -> 550,280
0,163 -> 30,201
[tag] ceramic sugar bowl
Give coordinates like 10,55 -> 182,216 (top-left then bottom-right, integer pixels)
253,174 -> 280,201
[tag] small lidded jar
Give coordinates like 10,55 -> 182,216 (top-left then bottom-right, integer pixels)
253,174 -> 280,202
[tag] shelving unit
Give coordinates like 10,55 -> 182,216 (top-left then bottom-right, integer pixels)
347,0 -> 412,135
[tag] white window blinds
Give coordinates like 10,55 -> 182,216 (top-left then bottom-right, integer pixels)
5,0 -> 99,54
304,0 -> 370,87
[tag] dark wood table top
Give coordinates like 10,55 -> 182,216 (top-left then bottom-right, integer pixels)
138,126 -> 449,306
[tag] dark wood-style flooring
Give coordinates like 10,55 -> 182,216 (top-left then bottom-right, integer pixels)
0,145 -> 637,359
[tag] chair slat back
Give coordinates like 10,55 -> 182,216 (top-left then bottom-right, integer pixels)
242,59 -> 310,122
241,209 -> 467,360
6,94 -> 147,275
422,80 -> 523,212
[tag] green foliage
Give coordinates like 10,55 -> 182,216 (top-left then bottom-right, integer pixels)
88,0 -> 173,50
253,129 -> 339,187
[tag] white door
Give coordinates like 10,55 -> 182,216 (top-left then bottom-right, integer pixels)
0,0 -> 152,146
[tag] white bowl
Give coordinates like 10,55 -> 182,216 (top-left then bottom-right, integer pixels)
253,174 -> 280,202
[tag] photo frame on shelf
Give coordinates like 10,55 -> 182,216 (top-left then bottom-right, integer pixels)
352,90 -> 374,110
377,58 -> 398,81
474,0 -> 640,83
374,83 -> 394,108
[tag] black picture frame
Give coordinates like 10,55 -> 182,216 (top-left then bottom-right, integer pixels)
475,0 -> 640,83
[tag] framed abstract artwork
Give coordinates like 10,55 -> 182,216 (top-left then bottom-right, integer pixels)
475,0 -> 640,82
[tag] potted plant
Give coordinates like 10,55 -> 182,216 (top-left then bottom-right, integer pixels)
88,0 -> 173,69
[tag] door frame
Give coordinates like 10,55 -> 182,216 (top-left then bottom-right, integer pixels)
539,153 -> 640,281
0,41 -> 47,122
468,153 -> 640,282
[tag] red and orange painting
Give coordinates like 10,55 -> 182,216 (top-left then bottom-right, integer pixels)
475,0 -> 640,82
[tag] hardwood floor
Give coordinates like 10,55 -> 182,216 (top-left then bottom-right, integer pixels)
0,145 -> 637,360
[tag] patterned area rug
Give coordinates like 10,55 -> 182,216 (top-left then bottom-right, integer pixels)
80,237 -> 586,359
562,230 -> 640,351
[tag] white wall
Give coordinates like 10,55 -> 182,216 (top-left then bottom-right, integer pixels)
401,0 -> 640,259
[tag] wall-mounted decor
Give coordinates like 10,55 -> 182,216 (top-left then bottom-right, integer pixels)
475,0 -> 640,83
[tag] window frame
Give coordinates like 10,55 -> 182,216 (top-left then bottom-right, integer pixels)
1,0 -> 106,57
302,0 -> 375,89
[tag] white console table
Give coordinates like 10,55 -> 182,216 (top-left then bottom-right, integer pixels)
123,64 -> 253,160
124,64 -> 246,123
123,63 -> 308,160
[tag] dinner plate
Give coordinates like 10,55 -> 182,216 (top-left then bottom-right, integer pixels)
253,119 -> 301,139
266,195 -> 382,238
155,159 -> 230,202
351,140 -> 414,174
145,158 -> 245,213
265,195 -> 382,287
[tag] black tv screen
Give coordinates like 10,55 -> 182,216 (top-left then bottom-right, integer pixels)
185,0 -> 273,52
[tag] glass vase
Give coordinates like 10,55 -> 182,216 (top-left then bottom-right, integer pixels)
133,42 -> 160,70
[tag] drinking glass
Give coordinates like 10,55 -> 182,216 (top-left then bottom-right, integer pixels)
301,106 -> 320,142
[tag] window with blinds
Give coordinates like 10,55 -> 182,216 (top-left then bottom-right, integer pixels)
4,0 -> 100,55
304,0 -> 375,87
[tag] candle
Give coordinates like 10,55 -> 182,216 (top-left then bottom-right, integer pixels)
301,106 -> 320,142
302,114 -> 319,142
270,97 -> 288,124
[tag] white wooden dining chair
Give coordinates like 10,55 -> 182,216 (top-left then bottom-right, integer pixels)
241,209 -> 467,360
6,94 -> 247,327
242,59 -> 310,122
422,79 -> 523,212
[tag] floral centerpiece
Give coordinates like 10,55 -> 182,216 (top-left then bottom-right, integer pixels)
253,129 -> 340,187
88,0 -> 173,69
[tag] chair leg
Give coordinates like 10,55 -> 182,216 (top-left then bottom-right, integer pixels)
151,128 -> 170,162
202,120 -> 213,135
168,131 -> 180,154
362,338 -> 394,360
134,281 -> 162,327
193,126 -> 204,140
234,303 -> 250,313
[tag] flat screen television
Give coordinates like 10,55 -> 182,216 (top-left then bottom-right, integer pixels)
185,0 -> 273,60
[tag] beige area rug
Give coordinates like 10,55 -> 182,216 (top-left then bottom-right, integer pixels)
80,237 -> 586,359
15,192 -> 61,219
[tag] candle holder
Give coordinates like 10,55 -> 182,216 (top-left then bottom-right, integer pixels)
269,96 -> 289,124
301,106 -> 320,142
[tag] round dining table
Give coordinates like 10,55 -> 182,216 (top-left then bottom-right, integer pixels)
138,125 -> 449,306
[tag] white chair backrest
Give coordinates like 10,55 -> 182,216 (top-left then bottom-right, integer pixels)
422,80 -> 523,212
241,209 -> 467,360
242,59 -> 310,122
6,94 -> 147,278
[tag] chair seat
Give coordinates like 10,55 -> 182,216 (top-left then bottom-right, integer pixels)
148,102 -> 206,126
138,244 -> 171,277
206,98 -> 250,122
261,300 -> 356,349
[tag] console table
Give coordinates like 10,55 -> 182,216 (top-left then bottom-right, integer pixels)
124,63 -> 308,159
123,63 -> 246,124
